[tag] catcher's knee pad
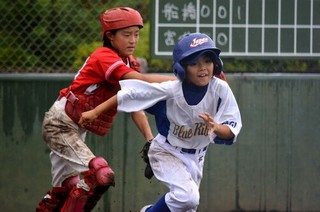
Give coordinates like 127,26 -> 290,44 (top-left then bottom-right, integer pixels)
84,156 -> 115,189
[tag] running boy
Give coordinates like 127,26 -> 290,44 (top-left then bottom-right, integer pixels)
79,32 -> 242,212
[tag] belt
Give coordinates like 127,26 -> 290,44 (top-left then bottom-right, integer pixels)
58,90 -> 79,103
165,139 -> 207,154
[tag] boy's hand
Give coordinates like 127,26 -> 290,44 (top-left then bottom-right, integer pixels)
199,112 -> 219,134
79,110 -> 99,127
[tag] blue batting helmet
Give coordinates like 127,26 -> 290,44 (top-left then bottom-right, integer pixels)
172,33 -> 223,81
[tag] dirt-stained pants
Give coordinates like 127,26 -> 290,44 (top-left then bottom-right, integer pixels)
42,97 -> 95,187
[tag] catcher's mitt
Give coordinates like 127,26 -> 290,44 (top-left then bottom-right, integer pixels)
140,142 -> 154,179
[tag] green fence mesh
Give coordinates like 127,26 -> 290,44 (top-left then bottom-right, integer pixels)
0,0 -> 149,73
1,0 -> 319,73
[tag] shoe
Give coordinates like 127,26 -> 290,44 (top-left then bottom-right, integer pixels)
140,204 -> 153,212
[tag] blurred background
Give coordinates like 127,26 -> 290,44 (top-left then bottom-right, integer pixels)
1,0 -> 320,212
0,0 -> 319,74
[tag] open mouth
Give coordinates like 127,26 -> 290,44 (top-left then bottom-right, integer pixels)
198,73 -> 208,77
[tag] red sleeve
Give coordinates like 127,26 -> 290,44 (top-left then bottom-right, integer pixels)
105,54 -> 141,83
59,47 -> 137,95
95,48 -> 140,83
108,65 -> 133,82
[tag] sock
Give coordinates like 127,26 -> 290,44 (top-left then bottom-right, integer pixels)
147,195 -> 170,212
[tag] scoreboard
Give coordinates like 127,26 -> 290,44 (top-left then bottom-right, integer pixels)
151,0 -> 320,58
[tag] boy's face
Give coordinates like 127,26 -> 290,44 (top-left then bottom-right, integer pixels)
107,26 -> 140,58
185,55 -> 214,86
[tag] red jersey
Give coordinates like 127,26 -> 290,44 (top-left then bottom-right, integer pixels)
60,47 -> 139,96
60,47 -> 140,136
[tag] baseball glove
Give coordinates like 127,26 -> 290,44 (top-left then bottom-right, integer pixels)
140,142 -> 154,179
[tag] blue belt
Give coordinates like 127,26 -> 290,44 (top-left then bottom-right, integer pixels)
165,139 -> 207,154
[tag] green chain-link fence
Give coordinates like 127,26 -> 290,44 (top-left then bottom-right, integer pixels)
0,0 -> 151,73
1,0 -> 320,73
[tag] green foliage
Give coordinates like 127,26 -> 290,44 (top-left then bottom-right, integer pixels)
0,0 -> 319,73
71,22 -> 174,73
73,42 -> 102,71
135,22 -> 150,59
0,47 -> 41,69
135,22 -> 173,72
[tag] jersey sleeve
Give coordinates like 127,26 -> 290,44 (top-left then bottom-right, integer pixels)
212,80 -> 242,144
108,65 -> 134,82
95,49 -> 134,83
117,79 -> 174,112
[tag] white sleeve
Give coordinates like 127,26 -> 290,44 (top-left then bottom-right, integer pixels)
117,79 -> 173,112
213,82 -> 242,143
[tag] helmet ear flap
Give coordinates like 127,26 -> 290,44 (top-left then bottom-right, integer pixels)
214,57 -> 223,75
174,58 -> 223,80
173,62 -> 185,81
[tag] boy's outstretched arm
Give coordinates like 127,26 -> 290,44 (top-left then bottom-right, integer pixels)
122,71 -> 176,82
199,112 -> 234,139
79,95 -> 118,127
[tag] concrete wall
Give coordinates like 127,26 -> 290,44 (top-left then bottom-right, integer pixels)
0,73 -> 319,212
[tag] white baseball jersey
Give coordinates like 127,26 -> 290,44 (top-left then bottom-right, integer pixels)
117,78 -> 242,149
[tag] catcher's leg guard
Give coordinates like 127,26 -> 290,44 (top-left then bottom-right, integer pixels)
61,157 -> 115,212
36,175 -> 80,212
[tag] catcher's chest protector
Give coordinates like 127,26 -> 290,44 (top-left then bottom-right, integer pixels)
64,83 -> 118,136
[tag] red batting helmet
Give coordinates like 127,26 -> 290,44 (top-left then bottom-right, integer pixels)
99,7 -> 144,39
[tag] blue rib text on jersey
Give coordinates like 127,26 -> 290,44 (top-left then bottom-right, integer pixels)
172,122 -> 209,139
